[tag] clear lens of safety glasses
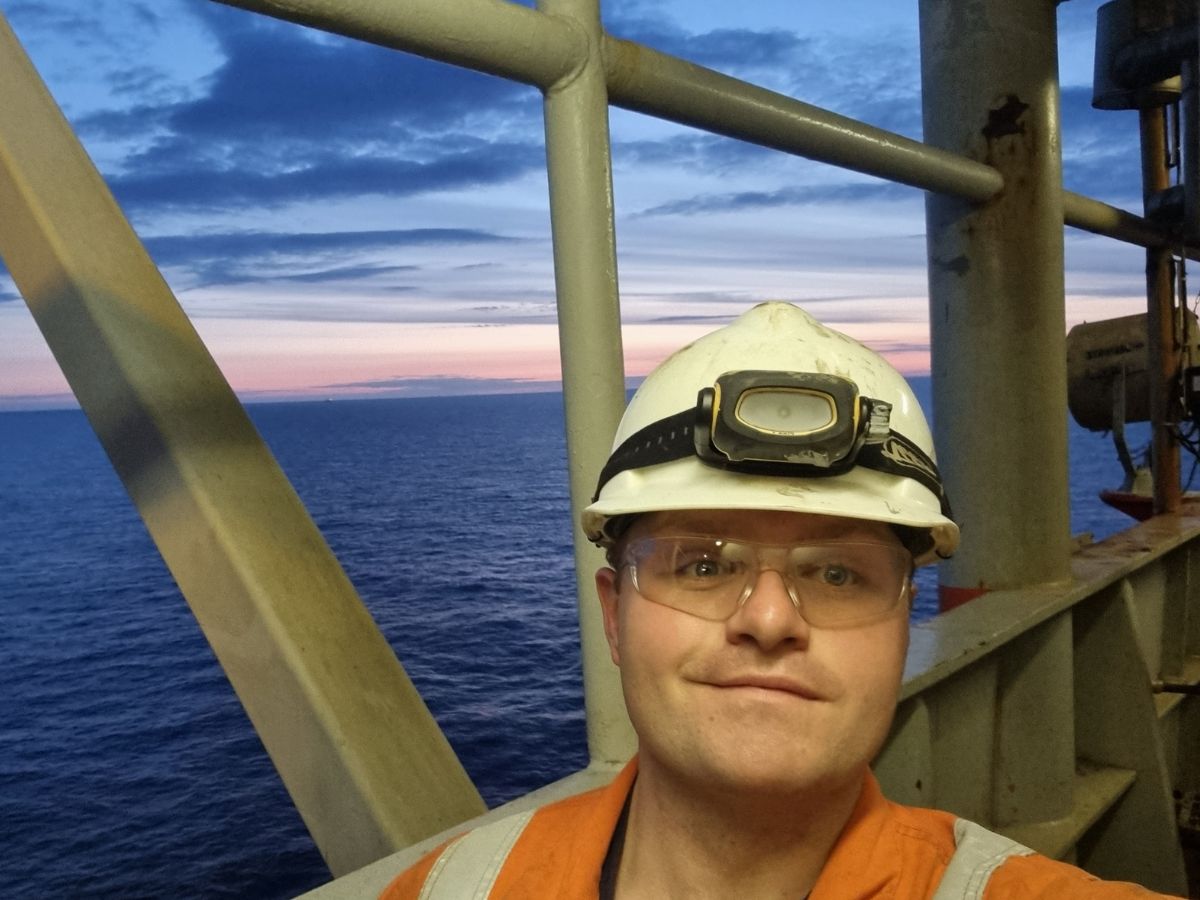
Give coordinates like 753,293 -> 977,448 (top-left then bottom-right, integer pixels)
623,535 -> 911,628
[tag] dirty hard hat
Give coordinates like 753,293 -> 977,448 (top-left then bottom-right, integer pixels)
581,302 -> 958,565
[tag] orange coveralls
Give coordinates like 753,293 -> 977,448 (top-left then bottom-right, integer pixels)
381,759 -> 1176,899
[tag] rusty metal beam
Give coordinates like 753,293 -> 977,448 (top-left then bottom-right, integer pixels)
920,0 -> 1072,612
1140,105 -> 1183,514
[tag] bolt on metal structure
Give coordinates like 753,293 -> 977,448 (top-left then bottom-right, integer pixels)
0,0 -> 1197,894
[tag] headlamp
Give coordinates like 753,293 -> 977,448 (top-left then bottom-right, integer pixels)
696,371 -> 889,469
592,369 -> 949,518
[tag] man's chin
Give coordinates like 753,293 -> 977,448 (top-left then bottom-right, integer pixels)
674,749 -> 864,803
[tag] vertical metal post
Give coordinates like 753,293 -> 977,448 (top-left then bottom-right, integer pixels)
1184,50 -> 1200,242
920,0 -> 1072,607
537,0 -> 638,764
1141,105 -> 1182,514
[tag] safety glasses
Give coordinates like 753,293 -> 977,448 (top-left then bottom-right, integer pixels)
621,535 -> 912,628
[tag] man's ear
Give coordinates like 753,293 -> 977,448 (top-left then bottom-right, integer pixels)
595,567 -> 622,666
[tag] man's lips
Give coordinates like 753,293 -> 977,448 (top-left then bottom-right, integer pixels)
702,675 -> 825,700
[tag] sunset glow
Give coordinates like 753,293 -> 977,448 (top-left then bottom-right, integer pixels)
0,0 -> 1150,410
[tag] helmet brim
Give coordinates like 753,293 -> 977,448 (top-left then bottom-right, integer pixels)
583,458 -> 959,566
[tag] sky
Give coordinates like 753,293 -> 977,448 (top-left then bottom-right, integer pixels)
0,0 -> 1154,409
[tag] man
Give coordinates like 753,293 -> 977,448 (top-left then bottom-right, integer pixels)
383,303 -> 1174,898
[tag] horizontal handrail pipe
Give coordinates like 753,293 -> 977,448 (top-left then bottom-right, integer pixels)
604,35 -> 1196,258
1063,191 -> 1200,260
215,0 -> 1196,261
213,0 -> 586,89
216,0 -> 1007,203
602,35 -> 1004,204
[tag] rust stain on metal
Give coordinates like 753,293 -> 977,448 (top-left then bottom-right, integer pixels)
936,254 -> 970,276
982,95 -> 1029,141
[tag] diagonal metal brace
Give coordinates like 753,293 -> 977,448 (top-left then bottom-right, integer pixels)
0,14 -> 485,876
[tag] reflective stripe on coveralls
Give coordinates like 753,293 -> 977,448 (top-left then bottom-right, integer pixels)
412,805 -> 1031,899
931,820 -> 1034,899
416,809 -> 536,900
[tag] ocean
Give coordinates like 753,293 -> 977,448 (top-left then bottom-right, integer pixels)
0,383 -> 1152,898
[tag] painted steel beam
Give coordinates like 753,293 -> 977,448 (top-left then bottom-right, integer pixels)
0,16 -> 485,876
214,0 -> 585,89
602,35 -> 1004,203
921,0 -> 1072,603
1141,106 -> 1183,514
1063,190 -> 1200,260
538,0 -> 638,765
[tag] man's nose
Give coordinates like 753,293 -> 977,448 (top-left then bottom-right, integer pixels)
725,567 -> 811,650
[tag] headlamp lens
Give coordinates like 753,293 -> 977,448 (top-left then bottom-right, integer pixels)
735,388 -> 836,436
698,371 -> 869,469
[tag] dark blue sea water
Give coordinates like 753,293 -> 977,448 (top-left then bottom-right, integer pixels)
0,383 -> 1152,898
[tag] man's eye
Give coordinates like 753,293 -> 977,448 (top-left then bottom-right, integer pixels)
794,561 -> 860,588
681,558 -> 723,578
820,564 -> 853,587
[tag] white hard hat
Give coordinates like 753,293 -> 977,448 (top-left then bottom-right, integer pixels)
582,302 -> 958,565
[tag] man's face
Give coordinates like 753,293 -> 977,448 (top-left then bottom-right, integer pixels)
596,508 -> 911,800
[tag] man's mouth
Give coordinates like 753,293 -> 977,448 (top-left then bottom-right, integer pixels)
704,675 -> 824,700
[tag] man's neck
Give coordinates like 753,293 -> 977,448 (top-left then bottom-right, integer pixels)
612,757 -> 864,900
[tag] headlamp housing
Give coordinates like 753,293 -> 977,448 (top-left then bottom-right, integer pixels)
696,371 -> 888,470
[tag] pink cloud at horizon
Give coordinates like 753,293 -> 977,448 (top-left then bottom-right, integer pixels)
1,289 -> 1149,410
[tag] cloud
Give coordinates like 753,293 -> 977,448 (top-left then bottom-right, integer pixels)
610,20 -> 811,79
108,140 -> 544,212
864,339 -> 930,354
146,228 -> 512,264
611,289 -> 929,328
1059,86 -> 1141,206
636,313 -> 739,325
604,3 -> 813,84
324,375 -> 562,396
193,263 -> 419,288
0,390 -> 80,411
604,5 -> 922,138
143,227 -> 517,287
63,1 -> 546,215
637,180 -> 911,217
614,133 -> 776,172
187,2 -> 537,140
453,262 -> 502,271
79,2 -> 537,145
40,0 -> 929,224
